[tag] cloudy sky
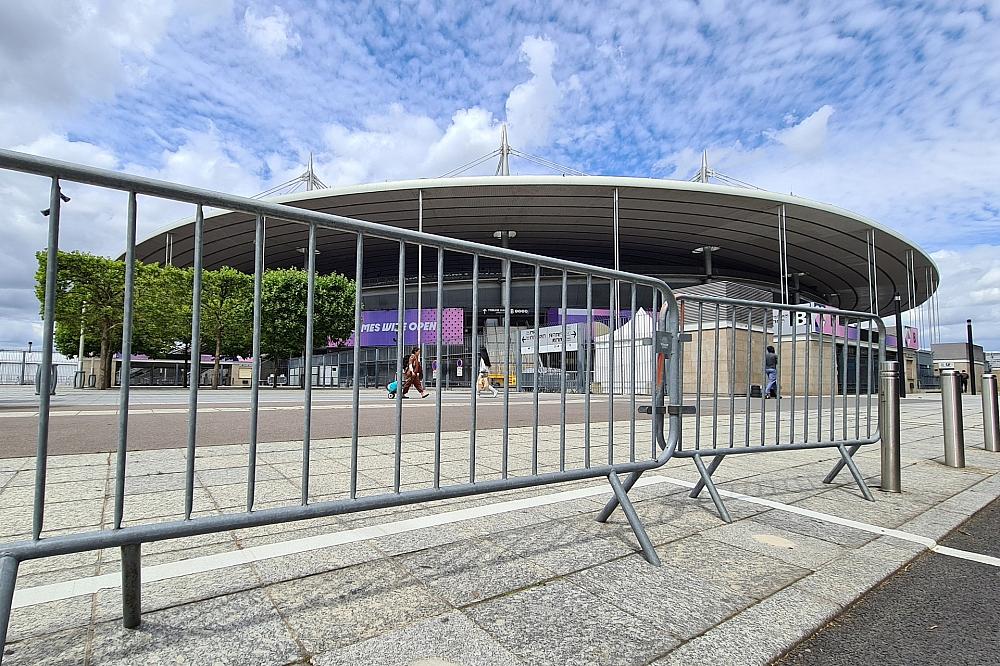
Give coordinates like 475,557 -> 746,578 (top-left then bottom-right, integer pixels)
1,0 -> 998,349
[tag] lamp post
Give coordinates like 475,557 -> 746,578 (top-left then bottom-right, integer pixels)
691,246 -> 720,284
967,319 -> 976,395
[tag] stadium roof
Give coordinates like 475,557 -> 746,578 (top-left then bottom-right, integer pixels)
134,175 -> 938,316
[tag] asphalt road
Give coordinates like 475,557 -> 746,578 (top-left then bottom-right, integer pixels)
775,497 -> 1000,665
0,392 -> 654,458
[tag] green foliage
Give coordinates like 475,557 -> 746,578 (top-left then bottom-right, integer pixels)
35,251 -> 357,389
260,268 -> 356,360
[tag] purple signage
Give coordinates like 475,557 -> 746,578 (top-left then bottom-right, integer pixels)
333,308 -> 465,348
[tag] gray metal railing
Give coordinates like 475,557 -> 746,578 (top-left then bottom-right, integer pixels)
0,148 -> 685,659
673,294 -> 887,522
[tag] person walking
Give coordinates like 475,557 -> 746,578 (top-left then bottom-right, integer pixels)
401,347 -> 429,399
960,370 -> 969,393
476,346 -> 498,398
764,345 -> 779,399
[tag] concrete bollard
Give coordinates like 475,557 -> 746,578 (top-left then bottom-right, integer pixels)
879,361 -> 901,492
940,369 -> 965,468
983,373 -> 999,453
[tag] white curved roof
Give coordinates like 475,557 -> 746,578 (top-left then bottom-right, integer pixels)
135,175 -> 938,315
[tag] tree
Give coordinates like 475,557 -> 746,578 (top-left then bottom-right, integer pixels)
201,266 -> 253,388
37,252 -> 191,389
261,268 -> 356,386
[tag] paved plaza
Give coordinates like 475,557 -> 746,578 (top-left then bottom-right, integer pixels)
0,391 -> 998,665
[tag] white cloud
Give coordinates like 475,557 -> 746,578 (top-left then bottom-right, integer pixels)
243,6 -> 302,57
766,105 -> 835,156
506,36 -> 561,150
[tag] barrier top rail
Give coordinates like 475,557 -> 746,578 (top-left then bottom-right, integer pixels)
0,148 -> 672,293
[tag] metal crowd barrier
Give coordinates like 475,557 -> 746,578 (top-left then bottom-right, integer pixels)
672,294 -> 887,522
0,148 -> 685,658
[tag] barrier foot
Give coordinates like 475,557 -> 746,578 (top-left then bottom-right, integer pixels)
822,444 -> 861,484
607,472 -> 660,566
596,471 -> 644,523
689,455 -> 725,498
693,454 -> 732,523
836,444 -> 875,502
121,544 -> 142,630
0,556 -> 19,665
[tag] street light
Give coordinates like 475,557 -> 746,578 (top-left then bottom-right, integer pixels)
692,246 -> 720,283
27,341 -> 32,354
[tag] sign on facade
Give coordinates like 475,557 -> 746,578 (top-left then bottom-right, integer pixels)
520,324 -> 580,354
333,308 -> 465,347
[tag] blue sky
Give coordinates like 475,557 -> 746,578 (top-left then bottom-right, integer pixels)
1,0 -> 999,348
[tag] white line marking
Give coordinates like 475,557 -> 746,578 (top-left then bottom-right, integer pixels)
11,473 -> 998,609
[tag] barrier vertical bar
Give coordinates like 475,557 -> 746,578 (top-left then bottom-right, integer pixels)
301,223 -> 317,504
394,242 -> 405,492
695,300 -> 703,450
560,270 -> 568,471
350,233 -> 363,498
879,361 -> 901,492
759,306 -> 768,446
829,315 -> 837,442
585,274 -> 593,467
184,204 -> 204,521
434,248 -> 444,488
0,556 -> 20,655
744,305 -> 752,447
773,307 -> 781,444
533,265 -> 541,474
33,178 -> 62,540
502,259 -> 511,478
114,192 -> 138,530
790,305 -> 798,443
650,289 -> 659,458
841,315 -> 849,440
712,302 -> 721,450
608,276 -> 616,465
629,283 -> 637,462
470,255 -> 479,482
728,305 -> 736,448
816,313 -> 825,441
803,308 -> 811,442
854,316 -> 862,439
121,543 -> 141,629
247,215 -> 264,511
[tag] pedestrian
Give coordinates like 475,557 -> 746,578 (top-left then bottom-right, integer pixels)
477,346 -> 498,398
764,345 -> 778,399
960,370 -> 969,393
401,347 -> 429,399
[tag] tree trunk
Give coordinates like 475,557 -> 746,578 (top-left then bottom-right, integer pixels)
98,331 -> 110,390
212,331 -> 222,390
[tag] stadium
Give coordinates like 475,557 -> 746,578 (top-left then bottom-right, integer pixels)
128,140 -> 940,391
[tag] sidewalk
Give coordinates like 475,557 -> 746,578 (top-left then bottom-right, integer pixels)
1,395 -> 997,665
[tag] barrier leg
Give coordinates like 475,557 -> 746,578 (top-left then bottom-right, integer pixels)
0,556 -> 19,665
689,455 -> 725,498
692,454 -> 732,523
836,444 -> 874,501
596,470 -> 643,523
607,472 -> 659,565
822,443 -> 860,484
121,544 -> 141,629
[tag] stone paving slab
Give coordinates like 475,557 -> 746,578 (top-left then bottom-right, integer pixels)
0,399 -> 998,665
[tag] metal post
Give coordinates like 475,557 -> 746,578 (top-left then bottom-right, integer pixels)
941,369 -> 965,468
966,319 -> 976,395
121,543 -> 141,629
982,373 -> 999,453
894,294 -> 905,397
879,361 -> 901,492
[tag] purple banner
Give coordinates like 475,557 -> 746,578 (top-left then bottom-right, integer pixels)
333,308 -> 465,348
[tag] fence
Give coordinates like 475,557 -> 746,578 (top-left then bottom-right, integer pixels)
0,350 -> 76,387
0,148 -> 685,660
672,294 -> 886,522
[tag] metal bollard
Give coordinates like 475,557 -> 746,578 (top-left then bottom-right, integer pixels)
983,373 -> 1000,453
879,361 -> 901,492
940,369 -> 965,468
